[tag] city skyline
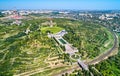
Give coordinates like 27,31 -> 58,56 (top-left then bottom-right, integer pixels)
0,0 -> 120,10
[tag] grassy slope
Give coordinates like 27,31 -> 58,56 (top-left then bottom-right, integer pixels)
0,18 -> 115,76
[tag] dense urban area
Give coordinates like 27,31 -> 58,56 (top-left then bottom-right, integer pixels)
0,9 -> 120,76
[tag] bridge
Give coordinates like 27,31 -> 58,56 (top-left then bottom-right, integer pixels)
77,59 -> 89,71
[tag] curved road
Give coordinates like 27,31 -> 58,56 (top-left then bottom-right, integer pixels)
87,32 -> 118,65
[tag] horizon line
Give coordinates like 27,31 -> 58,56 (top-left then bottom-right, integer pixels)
0,8 -> 120,11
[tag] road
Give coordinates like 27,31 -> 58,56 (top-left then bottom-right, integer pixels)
54,64 -> 80,76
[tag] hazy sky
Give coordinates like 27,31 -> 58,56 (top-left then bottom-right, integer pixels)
0,0 -> 120,10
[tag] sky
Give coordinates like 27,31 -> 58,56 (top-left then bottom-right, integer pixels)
0,0 -> 120,10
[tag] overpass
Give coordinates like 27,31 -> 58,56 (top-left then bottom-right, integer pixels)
77,59 -> 89,71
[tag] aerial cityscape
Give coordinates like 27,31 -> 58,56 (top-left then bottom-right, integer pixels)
0,0 -> 120,76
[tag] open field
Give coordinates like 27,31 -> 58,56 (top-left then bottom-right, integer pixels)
41,26 -> 64,34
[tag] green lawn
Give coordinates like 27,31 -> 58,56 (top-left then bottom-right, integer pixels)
41,26 -> 64,34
